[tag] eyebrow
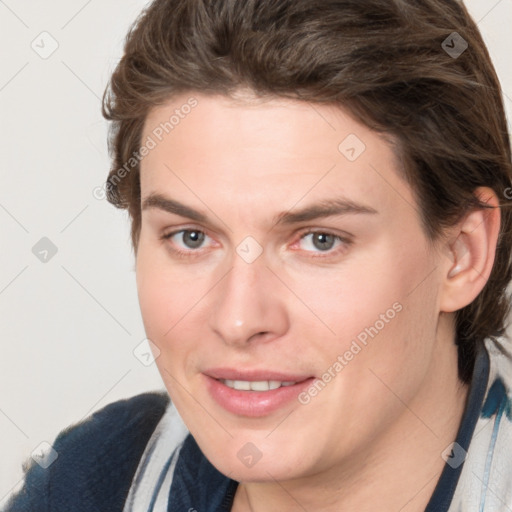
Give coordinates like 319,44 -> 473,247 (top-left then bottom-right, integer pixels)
274,198 -> 378,225
141,193 -> 378,225
141,193 -> 208,223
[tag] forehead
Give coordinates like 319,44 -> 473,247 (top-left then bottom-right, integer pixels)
139,92 -> 418,227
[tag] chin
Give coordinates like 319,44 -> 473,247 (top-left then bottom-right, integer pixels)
201,438 -> 311,482
221,457 -> 303,483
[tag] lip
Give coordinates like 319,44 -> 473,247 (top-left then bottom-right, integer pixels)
203,368 -> 315,417
204,368 -> 312,382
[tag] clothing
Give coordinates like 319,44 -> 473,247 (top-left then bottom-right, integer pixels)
4,337 -> 512,511
3,393 -> 168,512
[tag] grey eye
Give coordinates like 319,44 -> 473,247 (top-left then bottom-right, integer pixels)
181,230 -> 205,249
310,233 -> 337,251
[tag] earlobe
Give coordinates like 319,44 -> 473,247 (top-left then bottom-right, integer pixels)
440,187 -> 501,313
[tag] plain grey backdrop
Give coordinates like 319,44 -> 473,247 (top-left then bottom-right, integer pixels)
0,0 -> 511,503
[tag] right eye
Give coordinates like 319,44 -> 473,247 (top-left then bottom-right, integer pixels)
162,229 -> 214,252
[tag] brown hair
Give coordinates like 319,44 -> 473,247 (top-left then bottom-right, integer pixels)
102,0 -> 512,382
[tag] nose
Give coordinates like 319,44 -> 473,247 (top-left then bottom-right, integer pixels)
208,253 -> 290,348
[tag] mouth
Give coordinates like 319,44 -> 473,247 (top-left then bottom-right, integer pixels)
219,379 -> 298,391
203,369 -> 315,417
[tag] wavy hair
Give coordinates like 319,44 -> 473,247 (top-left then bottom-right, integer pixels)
102,0 -> 512,382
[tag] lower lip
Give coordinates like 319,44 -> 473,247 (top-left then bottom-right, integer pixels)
204,375 -> 315,417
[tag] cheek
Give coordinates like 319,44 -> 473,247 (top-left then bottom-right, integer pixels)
286,253 -> 411,348
291,241 -> 440,385
136,243 -> 198,347
285,258 -> 440,453
136,256 -> 194,406
136,255 -> 172,338
135,240 -> 217,386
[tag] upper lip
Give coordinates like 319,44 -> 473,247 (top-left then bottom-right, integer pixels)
204,368 -> 313,382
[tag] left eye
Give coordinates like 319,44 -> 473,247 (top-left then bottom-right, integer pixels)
298,232 -> 343,252
166,229 -> 210,250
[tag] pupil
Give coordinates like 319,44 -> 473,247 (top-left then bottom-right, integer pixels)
183,230 -> 204,248
313,233 -> 335,251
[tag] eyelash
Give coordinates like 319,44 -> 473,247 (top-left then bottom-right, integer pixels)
160,228 -> 353,259
160,228 -> 215,259
291,230 -> 352,258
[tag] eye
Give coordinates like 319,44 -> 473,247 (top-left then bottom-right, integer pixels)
298,232 -> 346,253
164,229 -> 211,250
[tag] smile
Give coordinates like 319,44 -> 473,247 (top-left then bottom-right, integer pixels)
219,379 -> 297,391
204,373 -> 315,417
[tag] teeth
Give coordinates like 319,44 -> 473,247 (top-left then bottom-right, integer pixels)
221,379 -> 297,391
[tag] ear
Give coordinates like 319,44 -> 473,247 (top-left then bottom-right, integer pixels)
439,187 -> 501,313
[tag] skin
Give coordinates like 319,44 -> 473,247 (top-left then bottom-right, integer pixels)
135,91 -> 500,511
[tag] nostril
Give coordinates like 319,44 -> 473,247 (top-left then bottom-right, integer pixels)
246,331 -> 271,343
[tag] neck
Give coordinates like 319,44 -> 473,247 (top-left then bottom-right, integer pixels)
232,322 -> 470,512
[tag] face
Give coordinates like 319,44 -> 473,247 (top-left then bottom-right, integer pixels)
136,92 -> 449,483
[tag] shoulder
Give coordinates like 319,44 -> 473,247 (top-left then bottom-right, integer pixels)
5,391 -> 169,512
54,391 -> 170,459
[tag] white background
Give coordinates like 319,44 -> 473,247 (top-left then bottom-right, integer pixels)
0,0 -> 511,503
